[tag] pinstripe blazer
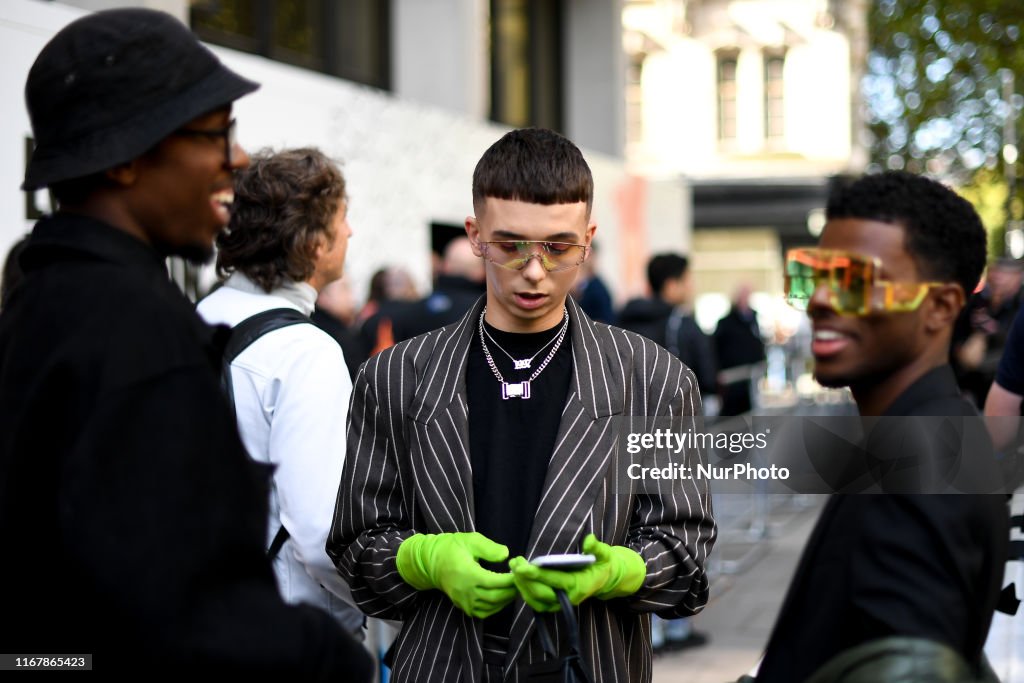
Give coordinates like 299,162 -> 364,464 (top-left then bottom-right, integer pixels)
328,296 -> 716,682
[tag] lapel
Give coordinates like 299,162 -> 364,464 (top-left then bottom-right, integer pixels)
504,297 -> 625,674
523,297 -> 622,557
406,297 -> 484,533
405,296 -> 628,675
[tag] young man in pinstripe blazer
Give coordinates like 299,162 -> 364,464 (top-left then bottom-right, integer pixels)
328,128 -> 716,682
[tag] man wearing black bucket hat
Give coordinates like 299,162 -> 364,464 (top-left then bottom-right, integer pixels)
0,9 -> 372,678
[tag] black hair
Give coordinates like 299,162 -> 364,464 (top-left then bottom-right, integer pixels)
472,128 -> 593,216
826,171 -> 986,296
647,253 -> 689,296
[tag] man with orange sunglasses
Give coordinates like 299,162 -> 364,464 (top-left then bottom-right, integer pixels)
755,171 -> 1009,682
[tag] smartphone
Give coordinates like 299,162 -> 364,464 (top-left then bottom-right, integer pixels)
530,553 -> 596,571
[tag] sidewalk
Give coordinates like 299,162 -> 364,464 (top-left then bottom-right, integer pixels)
654,495 -> 826,683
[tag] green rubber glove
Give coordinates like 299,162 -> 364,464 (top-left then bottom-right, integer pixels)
510,534 -> 646,612
396,532 -> 516,619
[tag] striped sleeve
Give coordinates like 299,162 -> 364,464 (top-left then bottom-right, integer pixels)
326,352 -> 420,620
625,340 -> 716,619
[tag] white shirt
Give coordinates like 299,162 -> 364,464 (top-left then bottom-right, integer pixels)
198,273 -> 361,631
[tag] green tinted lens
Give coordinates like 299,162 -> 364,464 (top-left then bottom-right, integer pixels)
785,249 -> 875,314
831,259 -> 871,314
827,264 -> 860,313
489,242 -> 529,269
541,243 -> 582,270
784,257 -> 817,309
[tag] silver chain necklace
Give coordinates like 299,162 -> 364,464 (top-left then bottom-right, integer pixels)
482,314 -> 563,370
478,307 -> 569,399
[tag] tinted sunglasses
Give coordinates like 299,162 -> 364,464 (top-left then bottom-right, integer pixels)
478,240 -> 589,272
785,248 -> 946,316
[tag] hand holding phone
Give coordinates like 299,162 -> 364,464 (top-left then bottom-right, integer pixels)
530,553 -> 596,571
512,535 -> 646,611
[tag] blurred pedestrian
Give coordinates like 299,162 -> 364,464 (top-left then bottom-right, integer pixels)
620,253 -> 717,399
391,236 -> 485,340
953,258 -> 1023,406
314,277 -> 367,379
714,283 -> 766,416
573,241 -> 616,324
358,265 -> 419,355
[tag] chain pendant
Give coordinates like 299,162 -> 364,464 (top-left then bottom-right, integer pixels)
501,381 -> 531,399
513,359 -> 532,370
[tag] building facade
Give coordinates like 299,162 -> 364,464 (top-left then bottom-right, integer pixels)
4,0 -> 690,304
623,0 -> 867,326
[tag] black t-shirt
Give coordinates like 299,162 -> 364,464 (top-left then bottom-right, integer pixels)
466,312 -> 573,648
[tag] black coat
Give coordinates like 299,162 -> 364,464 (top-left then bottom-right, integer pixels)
713,307 -> 765,416
756,365 -> 1009,683
713,307 -> 764,371
0,214 -> 372,678
618,297 -> 717,394
395,275 -> 486,341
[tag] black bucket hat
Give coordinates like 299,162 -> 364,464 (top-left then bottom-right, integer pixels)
22,8 -> 259,191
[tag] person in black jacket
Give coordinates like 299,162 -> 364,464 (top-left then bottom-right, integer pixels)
314,277 -> 368,379
756,171 -> 1008,683
0,9 -> 372,678
714,283 -> 765,416
620,253 -> 717,396
389,236 -> 486,341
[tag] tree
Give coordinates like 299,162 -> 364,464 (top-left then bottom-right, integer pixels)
957,167 -> 1014,260
866,0 -> 1024,203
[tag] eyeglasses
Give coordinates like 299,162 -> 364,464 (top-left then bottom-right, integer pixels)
784,247 -> 946,316
478,240 -> 589,272
173,118 -> 237,166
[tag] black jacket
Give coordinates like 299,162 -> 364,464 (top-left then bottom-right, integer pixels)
713,307 -> 765,371
618,297 -> 716,393
396,275 -> 485,341
0,213 -> 372,678
756,366 -> 1009,683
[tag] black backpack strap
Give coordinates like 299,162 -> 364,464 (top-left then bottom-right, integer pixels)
221,307 -> 310,559
221,308 -> 310,413
267,525 -> 291,561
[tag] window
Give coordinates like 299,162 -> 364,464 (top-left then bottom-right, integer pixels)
190,0 -> 390,90
625,52 -> 645,147
717,53 -> 738,143
490,0 -> 564,131
764,52 -> 785,142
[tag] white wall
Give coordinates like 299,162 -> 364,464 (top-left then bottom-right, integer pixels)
58,0 -> 185,22
0,0 -> 88,259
